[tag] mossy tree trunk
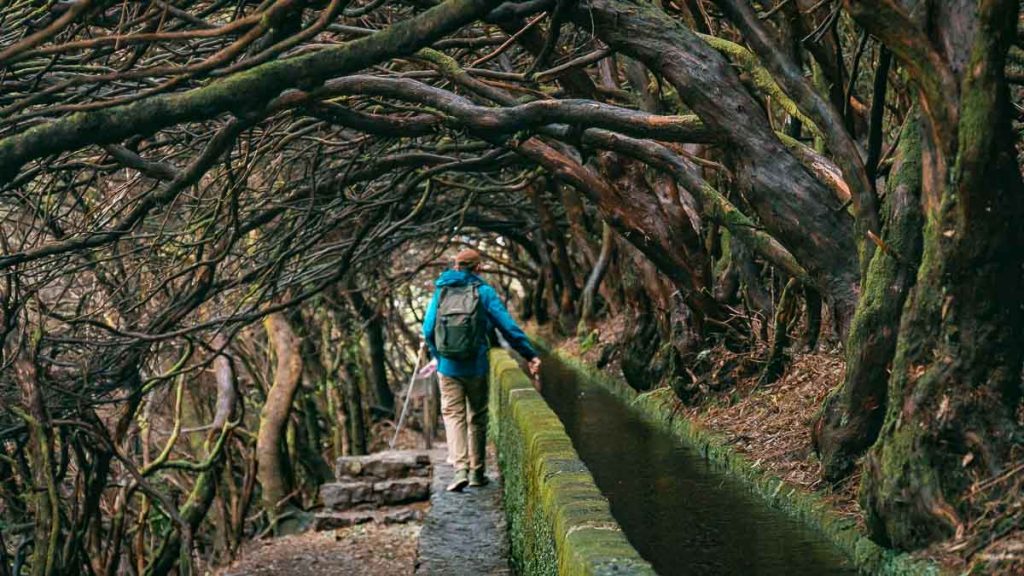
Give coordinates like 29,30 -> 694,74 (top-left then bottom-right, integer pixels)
15,357 -> 61,576
759,278 -> 799,385
812,113 -> 924,481
846,0 -> 1024,549
341,355 -> 368,456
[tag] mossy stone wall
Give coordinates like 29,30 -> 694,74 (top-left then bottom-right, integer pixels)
488,349 -> 655,576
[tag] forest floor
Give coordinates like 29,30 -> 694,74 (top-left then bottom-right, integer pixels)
559,317 -> 1024,575
217,441 -> 510,576
217,428 -> 429,576
218,523 -> 421,576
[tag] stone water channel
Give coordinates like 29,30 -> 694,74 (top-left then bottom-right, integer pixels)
538,355 -> 859,576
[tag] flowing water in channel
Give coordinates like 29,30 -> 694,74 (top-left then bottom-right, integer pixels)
538,355 -> 859,576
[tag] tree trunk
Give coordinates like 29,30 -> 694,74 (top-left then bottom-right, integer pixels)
141,351 -> 231,576
848,0 -> 1024,549
813,113 -> 923,482
760,278 -> 798,385
559,185 -> 598,272
801,286 -> 822,352
550,210 -> 581,327
348,288 -> 395,413
579,220 -> 615,331
591,152 -> 729,338
326,381 -> 350,459
530,256 -> 553,325
538,179 -> 580,328
731,235 -> 772,326
15,357 -> 61,576
257,313 -> 303,530
297,392 -> 334,484
341,360 -> 368,456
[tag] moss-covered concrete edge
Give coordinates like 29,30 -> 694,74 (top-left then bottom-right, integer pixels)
488,349 -> 656,576
546,345 -> 943,576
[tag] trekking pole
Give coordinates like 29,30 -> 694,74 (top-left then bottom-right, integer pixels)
390,342 -> 426,449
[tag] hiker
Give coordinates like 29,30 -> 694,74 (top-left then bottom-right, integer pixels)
423,248 -> 541,492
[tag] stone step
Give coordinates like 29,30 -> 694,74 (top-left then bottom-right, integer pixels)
313,504 -> 427,531
335,450 -> 432,480
321,477 -> 432,511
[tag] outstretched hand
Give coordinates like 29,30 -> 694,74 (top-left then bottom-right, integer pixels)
528,357 -> 542,375
528,356 -> 544,391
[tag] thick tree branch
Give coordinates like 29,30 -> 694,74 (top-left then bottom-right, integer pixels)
714,0 -> 880,245
298,75 -> 713,143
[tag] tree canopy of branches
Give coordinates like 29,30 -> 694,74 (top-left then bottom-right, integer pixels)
1,0 -> 1022,573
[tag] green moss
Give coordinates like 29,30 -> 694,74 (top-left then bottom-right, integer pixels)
698,34 -> 821,139
578,330 -> 600,354
815,113 -> 924,480
488,350 -> 655,575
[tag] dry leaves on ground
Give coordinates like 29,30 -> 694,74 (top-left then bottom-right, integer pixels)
217,523 -> 420,576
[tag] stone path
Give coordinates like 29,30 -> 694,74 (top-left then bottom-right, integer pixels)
414,449 -> 511,575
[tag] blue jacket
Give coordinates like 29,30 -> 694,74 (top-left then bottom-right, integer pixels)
423,269 -> 537,377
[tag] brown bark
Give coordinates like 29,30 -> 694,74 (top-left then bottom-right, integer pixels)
256,313 -> 303,529
760,278 -> 798,385
537,179 -> 579,327
714,0 -> 881,257
587,150 -> 729,335
579,221 -> 615,331
559,185 -> 598,270
525,184 -> 560,326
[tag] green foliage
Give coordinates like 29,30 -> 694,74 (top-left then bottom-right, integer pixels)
577,330 -> 599,354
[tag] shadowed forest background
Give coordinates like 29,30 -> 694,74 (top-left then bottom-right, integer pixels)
0,0 -> 1022,574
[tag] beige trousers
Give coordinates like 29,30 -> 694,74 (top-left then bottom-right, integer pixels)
438,373 -> 488,473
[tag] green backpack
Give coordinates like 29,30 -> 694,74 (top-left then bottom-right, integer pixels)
435,284 -> 486,359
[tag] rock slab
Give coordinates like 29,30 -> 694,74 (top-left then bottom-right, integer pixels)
335,450 -> 431,480
321,477 -> 431,511
314,505 -> 426,530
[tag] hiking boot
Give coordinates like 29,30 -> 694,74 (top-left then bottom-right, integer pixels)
447,468 -> 469,492
469,469 -> 490,487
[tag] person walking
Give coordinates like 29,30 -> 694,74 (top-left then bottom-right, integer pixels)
423,248 -> 541,492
